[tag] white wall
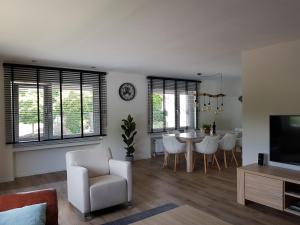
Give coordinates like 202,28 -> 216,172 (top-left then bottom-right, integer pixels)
0,65 -> 151,179
199,77 -> 242,130
242,39 -> 300,171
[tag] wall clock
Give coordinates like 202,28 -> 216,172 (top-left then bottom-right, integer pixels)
119,83 -> 136,101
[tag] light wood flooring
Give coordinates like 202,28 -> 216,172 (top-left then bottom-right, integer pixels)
0,155 -> 300,225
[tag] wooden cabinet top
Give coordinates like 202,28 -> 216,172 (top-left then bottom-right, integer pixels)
238,164 -> 300,184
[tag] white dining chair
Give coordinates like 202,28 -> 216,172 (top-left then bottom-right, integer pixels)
219,133 -> 238,168
194,136 -> 220,174
162,135 -> 186,172
233,128 -> 243,153
167,130 -> 180,135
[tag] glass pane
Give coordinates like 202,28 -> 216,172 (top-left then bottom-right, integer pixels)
179,94 -> 188,127
18,86 -> 44,141
165,93 -> 175,128
62,89 -> 82,136
52,85 -> 61,138
82,72 -> 100,136
152,93 -> 164,129
82,89 -> 94,134
39,88 -> 44,139
186,94 -> 196,128
62,71 -> 81,137
187,82 -> 197,129
39,69 -> 61,140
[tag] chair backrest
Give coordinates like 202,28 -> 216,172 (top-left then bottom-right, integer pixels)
162,135 -> 186,154
233,128 -> 243,138
195,136 -> 219,154
219,133 -> 236,151
167,130 -> 180,135
173,130 -> 181,135
234,128 -> 243,133
66,148 -> 112,178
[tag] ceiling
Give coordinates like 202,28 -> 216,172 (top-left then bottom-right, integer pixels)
1,0 -> 300,77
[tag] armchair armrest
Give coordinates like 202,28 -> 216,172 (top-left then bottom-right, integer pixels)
66,165 -> 90,213
109,159 -> 132,202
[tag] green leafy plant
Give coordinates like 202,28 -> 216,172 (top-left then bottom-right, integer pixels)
202,123 -> 210,129
121,114 -> 137,157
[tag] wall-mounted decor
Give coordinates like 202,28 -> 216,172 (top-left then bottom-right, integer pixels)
119,83 -> 136,101
238,96 -> 243,102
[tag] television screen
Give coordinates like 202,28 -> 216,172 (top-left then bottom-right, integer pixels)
270,115 -> 300,166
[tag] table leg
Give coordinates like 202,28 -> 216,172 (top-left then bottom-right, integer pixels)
186,140 -> 193,173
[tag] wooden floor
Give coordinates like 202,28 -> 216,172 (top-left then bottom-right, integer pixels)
1,156 -> 300,225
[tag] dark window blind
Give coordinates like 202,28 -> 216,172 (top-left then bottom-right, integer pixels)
4,63 -> 107,144
148,77 -> 201,133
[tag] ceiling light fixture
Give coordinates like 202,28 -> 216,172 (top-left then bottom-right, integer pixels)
196,73 -> 226,113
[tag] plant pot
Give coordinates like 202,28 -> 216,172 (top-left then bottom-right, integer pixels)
125,155 -> 134,162
204,128 -> 210,134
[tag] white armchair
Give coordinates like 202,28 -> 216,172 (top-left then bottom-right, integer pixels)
66,148 -> 132,215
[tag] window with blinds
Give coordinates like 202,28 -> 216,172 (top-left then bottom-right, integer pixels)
148,76 -> 200,133
3,63 -> 107,144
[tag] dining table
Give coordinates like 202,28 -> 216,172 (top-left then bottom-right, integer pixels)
166,131 -> 224,173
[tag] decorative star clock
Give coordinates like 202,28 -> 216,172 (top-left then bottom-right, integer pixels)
119,83 -> 136,101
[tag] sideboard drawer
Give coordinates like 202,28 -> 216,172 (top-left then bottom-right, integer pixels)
245,173 -> 283,210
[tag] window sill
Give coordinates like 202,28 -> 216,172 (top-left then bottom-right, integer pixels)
11,137 -> 102,152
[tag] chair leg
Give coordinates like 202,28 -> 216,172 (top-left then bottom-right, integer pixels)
224,150 -> 228,168
174,154 -> 178,173
193,153 -> 197,171
177,154 -> 181,168
203,154 -> 207,174
213,154 -> 221,171
163,152 -> 168,168
232,149 -> 238,167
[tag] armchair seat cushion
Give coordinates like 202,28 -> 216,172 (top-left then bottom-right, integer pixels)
90,175 -> 127,211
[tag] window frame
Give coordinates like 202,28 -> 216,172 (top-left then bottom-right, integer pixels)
4,63 -> 107,145
148,76 -> 201,133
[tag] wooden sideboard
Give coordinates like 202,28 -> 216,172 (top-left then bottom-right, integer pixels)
237,164 -> 300,217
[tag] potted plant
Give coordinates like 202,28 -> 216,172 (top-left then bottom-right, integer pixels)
202,123 -> 211,134
121,114 -> 137,162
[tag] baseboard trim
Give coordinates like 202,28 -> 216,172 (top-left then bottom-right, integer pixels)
0,176 -> 15,183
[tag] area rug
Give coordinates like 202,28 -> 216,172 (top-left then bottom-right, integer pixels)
101,203 -> 178,225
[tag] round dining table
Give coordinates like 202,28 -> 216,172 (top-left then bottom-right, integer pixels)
166,132 -> 222,173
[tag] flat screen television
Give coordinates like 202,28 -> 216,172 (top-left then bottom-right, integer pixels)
270,115 -> 300,166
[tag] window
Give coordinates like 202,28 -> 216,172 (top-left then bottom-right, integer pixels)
148,77 -> 200,133
4,63 -> 107,144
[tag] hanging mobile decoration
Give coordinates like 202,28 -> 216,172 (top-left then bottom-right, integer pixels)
201,95 -> 207,112
207,96 -> 212,111
220,96 -> 224,112
215,96 -> 219,114
197,72 -> 225,114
